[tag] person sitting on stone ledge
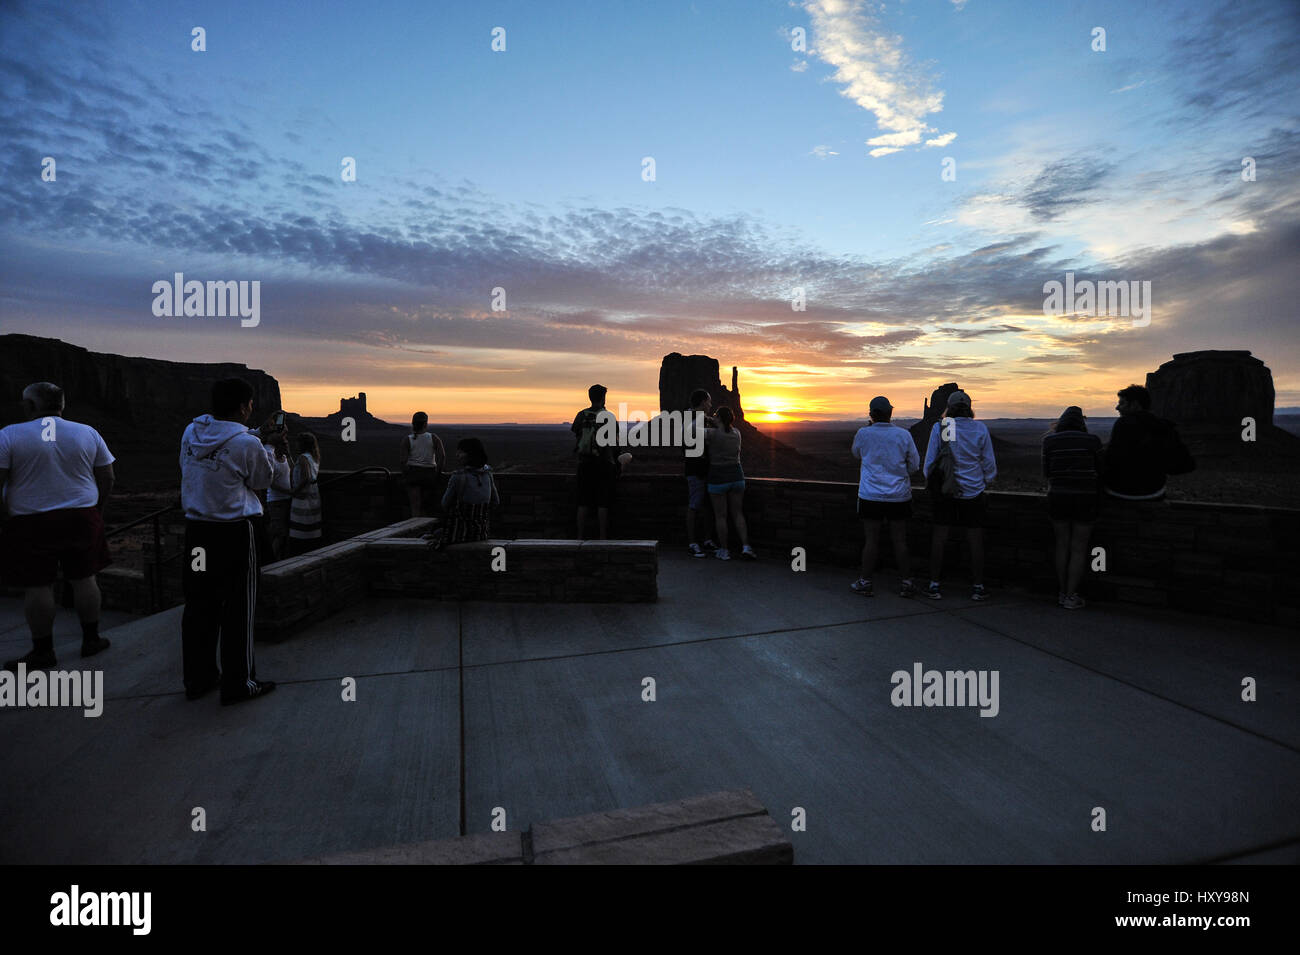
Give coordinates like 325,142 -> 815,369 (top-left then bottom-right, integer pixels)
428,437 -> 500,549
1102,384 -> 1195,502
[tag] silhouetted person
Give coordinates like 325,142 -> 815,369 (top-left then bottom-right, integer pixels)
922,390 -> 997,600
179,378 -> 278,704
288,432 -> 322,554
1043,406 -> 1102,610
850,396 -> 919,596
400,411 -> 444,517
705,406 -> 755,560
263,423 -> 294,562
1103,384 -> 1194,501
433,437 -> 500,547
572,384 -> 627,539
684,388 -> 718,558
0,382 -> 114,672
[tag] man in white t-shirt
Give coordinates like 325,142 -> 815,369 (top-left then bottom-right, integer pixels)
0,382 -> 115,672
849,396 -> 920,597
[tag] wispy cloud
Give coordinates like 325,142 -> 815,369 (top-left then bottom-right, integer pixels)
801,0 -> 955,158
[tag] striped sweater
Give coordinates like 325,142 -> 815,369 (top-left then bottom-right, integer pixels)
1042,430 -> 1102,496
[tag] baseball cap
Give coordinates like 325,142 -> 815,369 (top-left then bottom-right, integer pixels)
869,396 -> 892,414
946,390 -> 971,407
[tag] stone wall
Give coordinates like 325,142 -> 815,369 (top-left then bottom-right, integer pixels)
319,471 -> 1295,626
75,469 -> 1300,627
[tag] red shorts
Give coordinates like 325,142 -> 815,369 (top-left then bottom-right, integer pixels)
0,507 -> 112,587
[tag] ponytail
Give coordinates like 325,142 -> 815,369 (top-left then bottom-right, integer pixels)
717,406 -> 735,433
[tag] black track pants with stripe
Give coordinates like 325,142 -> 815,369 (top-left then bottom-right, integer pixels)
182,518 -> 260,697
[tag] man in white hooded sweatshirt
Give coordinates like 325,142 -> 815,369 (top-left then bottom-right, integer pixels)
179,378 -> 279,705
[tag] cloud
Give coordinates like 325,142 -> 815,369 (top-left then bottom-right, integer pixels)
2,0 -> 1299,411
790,59 -> 809,72
801,0 -> 955,158
810,144 -> 839,159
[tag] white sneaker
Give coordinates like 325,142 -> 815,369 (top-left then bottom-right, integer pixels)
715,548 -> 731,561
740,545 -> 757,561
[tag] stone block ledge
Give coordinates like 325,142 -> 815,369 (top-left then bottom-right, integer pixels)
256,526 -> 658,638
292,789 -> 792,865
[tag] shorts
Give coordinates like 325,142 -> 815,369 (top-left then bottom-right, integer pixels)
931,491 -> 987,528
576,458 -> 617,508
404,466 -> 439,488
0,506 -> 112,587
1047,493 -> 1098,522
857,498 -> 913,520
708,480 -> 746,495
686,476 -> 709,509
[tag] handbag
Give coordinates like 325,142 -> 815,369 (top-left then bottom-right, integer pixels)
927,427 -> 960,496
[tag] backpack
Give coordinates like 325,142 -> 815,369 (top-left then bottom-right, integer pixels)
926,423 -> 961,497
575,407 -> 604,458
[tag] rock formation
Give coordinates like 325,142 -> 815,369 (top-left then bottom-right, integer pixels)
319,391 -> 396,431
1146,351 -> 1274,427
0,333 -> 281,439
1143,350 -> 1298,459
909,383 -> 961,463
658,353 -> 744,420
340,393 -> 368,419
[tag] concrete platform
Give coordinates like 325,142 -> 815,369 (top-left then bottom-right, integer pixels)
2,551 -> 1297,864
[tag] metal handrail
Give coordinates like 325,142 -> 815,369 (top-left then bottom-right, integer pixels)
105,500 -> 182,612
319,465 -> 393,488
105,500 -> 181,538
97,468 -> 394,612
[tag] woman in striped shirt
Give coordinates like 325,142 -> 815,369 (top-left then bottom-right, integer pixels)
1042,407 -> 1102,610
288,432 -> 323,554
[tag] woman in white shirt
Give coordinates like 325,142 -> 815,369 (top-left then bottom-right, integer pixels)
399,411 -> 445,518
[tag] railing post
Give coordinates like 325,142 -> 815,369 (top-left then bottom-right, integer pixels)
151,512 -> 161,613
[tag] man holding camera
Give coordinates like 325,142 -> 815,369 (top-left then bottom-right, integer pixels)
179,378 -> 282,705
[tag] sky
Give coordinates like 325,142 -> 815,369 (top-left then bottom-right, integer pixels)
1,0 -> 1297,424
